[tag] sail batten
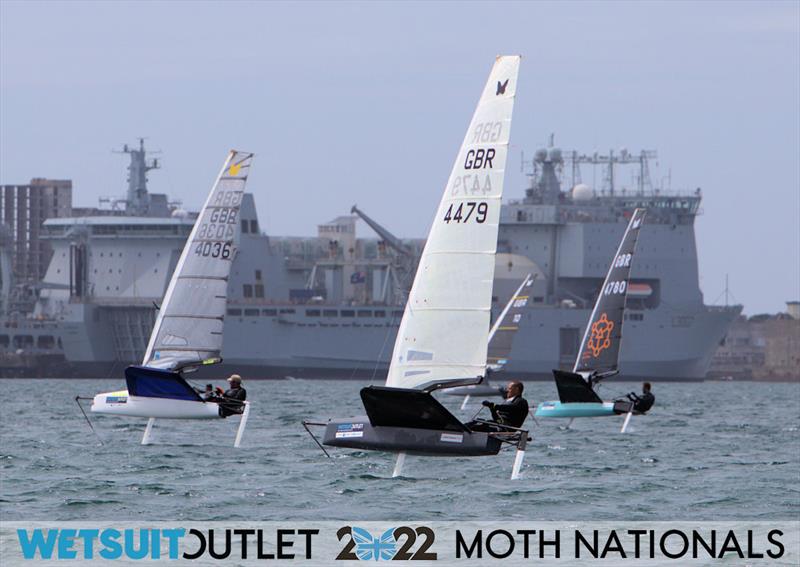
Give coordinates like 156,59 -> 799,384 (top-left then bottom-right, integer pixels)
386,56 -> 521,390
142,150 -> 254,371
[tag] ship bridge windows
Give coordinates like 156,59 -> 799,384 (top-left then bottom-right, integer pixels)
374,310 -> 386,318
37,335 -> 56,349
323,309 -> 338,317
306,309 -> 321,317
0,335 -> 8,348
244,309 -> 260,317
279,309 -> 296,315
357,310 -> 372,318
227,308 -> 242,316
392,310 -> 404,318
341,310 -> 355,318
262,309 -> 278,317
625,313 -> 644,322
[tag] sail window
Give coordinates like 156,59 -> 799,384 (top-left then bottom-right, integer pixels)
255,284 -> 265,298
241,219 -> 249,234
250,220 -> 258,233
243,284 -> 253,298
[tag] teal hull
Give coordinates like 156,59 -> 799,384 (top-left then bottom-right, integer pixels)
534,400 -> 616,418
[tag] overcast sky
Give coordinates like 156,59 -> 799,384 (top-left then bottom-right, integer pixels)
1,0 -> 798,314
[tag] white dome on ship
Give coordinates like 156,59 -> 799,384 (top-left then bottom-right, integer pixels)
534,148 -> 547,163
547,147 -> 562,162
171,208 -> 189,218
572,183 -> 594,201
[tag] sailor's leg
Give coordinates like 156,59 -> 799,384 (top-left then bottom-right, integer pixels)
620,411 -> 633,433
566,418 -> 574,429
460,395 -> 470,411
510,433 -> 528,480
392,452 -> 406,478
234,402 -> 251,448
142,417 -> 156,445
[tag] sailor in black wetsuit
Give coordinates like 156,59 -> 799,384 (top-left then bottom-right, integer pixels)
627,382 -> 655,414
466,381 -> 529,431
217,374 -> 247,417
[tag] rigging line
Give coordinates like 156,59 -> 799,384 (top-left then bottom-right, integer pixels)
74,396 -> 105,446
370,259 -> 416,383
302,421 -> 331,459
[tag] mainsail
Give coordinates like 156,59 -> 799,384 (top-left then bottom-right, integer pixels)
386,55 -> 521,390
487,273 -> 534,368
574,208 -> 646,376
143,151 -> 254,371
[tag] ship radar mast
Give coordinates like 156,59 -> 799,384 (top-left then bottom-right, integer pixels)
113,138 -> 161,216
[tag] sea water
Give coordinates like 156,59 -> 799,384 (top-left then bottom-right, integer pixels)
1,379 -> 798,522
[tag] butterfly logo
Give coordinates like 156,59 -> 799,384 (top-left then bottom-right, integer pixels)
496,79 -> 509,95
351,526 -> 397,561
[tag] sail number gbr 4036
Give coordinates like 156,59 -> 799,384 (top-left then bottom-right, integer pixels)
442,201 -> 488,224
193,190 -> 243,259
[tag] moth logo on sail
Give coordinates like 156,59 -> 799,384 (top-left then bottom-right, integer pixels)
335,423 -> 364,438
496,79 -> 509,95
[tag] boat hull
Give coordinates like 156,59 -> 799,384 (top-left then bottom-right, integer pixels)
534,400 -> 618,418
91,390 -> 221,419
322,416 -> 502,457
443,382 -> 506,397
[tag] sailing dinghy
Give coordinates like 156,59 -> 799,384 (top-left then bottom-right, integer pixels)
82,150 -> 254,446
445,273 -> 535,408
304,56 -> 527,478
534,208 -> 646,432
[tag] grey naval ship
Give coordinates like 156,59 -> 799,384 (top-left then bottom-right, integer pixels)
0,140 -> 740,380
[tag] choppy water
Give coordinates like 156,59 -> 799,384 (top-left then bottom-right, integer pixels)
1,379 -> 798,522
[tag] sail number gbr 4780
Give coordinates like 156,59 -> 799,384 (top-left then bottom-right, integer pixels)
442,201 -> 488,224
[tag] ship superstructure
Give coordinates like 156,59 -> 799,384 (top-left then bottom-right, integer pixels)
1,139 -> 740,379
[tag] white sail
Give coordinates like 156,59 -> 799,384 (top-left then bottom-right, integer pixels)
143,150 -> 254,370
386,55 -> 521,390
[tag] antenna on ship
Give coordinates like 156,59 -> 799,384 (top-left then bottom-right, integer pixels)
113,138 -> 161,216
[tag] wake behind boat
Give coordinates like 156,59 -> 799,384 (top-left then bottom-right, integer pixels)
534,207 -> 647,432
80,150 -> 255,446
304,55 -> 529,479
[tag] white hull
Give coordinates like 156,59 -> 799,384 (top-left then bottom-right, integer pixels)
91,391 -> 221,419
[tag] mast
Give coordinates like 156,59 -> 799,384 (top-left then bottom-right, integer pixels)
114,138 -> 160,216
